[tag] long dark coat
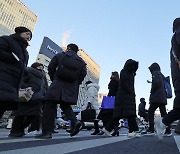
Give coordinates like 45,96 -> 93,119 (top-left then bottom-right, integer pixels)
113,59 -> 138,119
171,27 -> 180,109
44,50 -> 87,105
148,63 -> 167,105
0,34 -> 28,109
15,67 -> 48,116
108,79 -> 119,96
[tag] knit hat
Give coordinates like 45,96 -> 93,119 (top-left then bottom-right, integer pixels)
173,18 -> 180,33
15,26 -> 32,40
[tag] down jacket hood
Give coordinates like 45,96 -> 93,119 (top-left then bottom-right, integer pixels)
123,59 -> 139,75
87,83 -> 100,91
148,63 -> 161,74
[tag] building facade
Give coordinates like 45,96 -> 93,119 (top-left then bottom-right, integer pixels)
36,37 -> 101,109
0,0 -> 37,36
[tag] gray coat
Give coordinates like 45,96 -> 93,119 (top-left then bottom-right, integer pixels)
148,63 -> 167,105
44,50 -> 87,105
0,34 -> 28,105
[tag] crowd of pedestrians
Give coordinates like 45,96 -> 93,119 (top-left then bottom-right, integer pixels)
0,17 -> 180,142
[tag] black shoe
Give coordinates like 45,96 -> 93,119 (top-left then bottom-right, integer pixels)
70,121 -> 81,137
8,132 -> 25,137
66,129 -> 71,133
91,130 -> 100,135
35,133 -> 52,139
52,130 -> 59,134
111,130 -> 119,136
97,130 -> 104,135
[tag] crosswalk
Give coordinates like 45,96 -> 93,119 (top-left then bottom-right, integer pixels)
0,129 -> 180,154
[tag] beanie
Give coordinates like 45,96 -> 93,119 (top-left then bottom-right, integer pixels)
15,26 -> 32,40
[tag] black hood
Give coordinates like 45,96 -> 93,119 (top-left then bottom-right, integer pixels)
173,18 -> 180,33
148,63 -> 161,74
140,98 -> 146,104
123,59 -> 139,74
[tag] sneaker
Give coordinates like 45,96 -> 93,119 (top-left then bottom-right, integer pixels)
70,121 -> 81,137
128,132 -> 141,138
28,130 -> 39,135
164,132 -> 172,137
154,117 -> 166,140
35,133 -> 52,139
102,128 -> 112,136
143,130 -> 155,136
97,130 -> 104,135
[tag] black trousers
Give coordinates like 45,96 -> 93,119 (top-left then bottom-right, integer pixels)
105,116 -> 138,133
163,108 -> 180,126
42,100 -> 77,134
148,104 -> 167,131
11,116 -> 36,133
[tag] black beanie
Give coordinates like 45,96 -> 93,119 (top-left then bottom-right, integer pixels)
15,26 -> 32,40
173,18 -> 180,33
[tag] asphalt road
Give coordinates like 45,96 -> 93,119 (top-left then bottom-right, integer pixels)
0,128 -> 180,154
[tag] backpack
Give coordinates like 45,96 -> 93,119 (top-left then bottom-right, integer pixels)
56,53 -> 82,82
163,76 -> 172,99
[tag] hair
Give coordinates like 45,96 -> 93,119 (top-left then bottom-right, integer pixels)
67,43 -> 79,52
111,71 -> 119,81
85,81 -> 92,85
31,62 -> 44,69
140,98 -> 145,102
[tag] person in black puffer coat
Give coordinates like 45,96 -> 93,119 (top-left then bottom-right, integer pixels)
156,18 -> 180,140
146,63 -> 171,135
0,27 -> 31,119
9,62 -> 48,137
103,59 -> 139,138
97,71 -> 119,136
138,98 -> 148,122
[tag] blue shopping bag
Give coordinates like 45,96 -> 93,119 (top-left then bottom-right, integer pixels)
100,96 -> 115,109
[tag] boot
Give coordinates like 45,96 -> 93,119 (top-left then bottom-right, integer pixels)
91,120 -> 100,135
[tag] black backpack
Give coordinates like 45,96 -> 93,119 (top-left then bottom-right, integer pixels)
56,53 -> 82,82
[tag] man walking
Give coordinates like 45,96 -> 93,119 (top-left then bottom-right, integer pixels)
36,43 -> 87,139
155,18 -> 180,140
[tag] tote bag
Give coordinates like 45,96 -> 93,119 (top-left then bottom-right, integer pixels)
81,103 -> 96,121
100,96 -> 115,109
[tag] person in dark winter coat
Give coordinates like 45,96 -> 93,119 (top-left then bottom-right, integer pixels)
103,59 -> 139,138
0,26 -> 31,119
138,98 -> 148,122
36,43 -> 87,139
146,63 -> 171,135
97,71 -> 120,136
9,62 -> 48,137
155,18 -> 180,140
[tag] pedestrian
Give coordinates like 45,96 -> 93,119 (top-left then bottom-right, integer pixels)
77,81 -> 100,135
9,62 -> 48,137
36,43 -> 87,139
146,63 -> 171,136
103,59 -> 140,138
138,98 -> 148,122
155,18 -> 180,140
98,71 -> 120,136
0,26 -> 31,119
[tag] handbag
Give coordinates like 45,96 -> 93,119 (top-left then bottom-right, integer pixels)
19,87 -> 34,102
100,96 -> 115,109
81,102 -> 96,121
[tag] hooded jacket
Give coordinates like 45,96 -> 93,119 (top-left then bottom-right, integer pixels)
148,63 -> 167,105
113,59 -> 138,119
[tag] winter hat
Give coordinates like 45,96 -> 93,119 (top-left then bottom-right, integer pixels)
173,18 -> 180,33
15,26 -> 32,40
